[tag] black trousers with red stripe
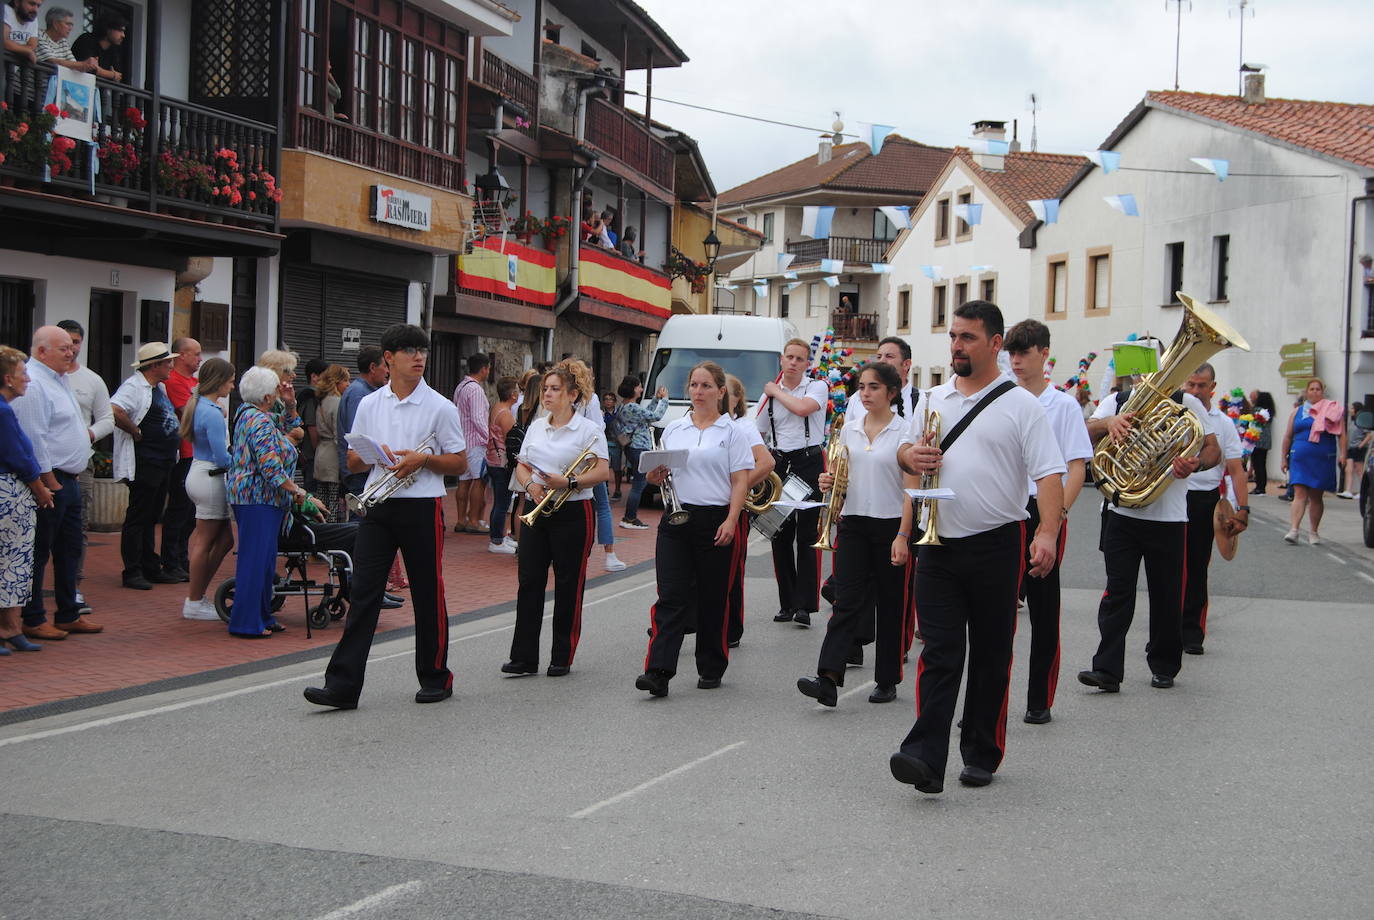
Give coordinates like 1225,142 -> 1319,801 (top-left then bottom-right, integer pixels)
511,497 -> 593,668
323,497 -> 451,698
726,510 -> 749,644
1181,488 -> 1219,649
903,529 -> 920,653
770,448 -> 823,614
818,515 -> 908,688
1092,512 -> 1186,681
646,504 -> 732,681
899,521 -> 1024,777
1022,500 -> 1068,712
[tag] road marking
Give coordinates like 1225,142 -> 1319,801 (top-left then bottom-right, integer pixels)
569,740 -> 747,819
1324,552 -> 1347,565
1358,572 -> 1374,586
838,681 -> 877,702
0,578 -> 658,748
313,880 -> 424,920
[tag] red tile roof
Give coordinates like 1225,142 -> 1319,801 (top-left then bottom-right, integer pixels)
951,148 -> 1088,225
718,135 -> 952,206
1146,91 -> 1374,170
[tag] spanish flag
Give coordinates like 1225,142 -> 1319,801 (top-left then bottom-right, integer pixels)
579,244 -> 671,318
457,237 -> 556,306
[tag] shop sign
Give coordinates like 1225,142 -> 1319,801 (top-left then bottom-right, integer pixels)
342,328 -> 361,352
370,185 -> 432,232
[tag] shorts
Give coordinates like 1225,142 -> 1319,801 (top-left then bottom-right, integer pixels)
460,457 -> 487,482
1350,444 -> 1368,464
186,459 -> 230,520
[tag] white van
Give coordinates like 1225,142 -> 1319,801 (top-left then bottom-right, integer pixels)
643,315 -> 800,425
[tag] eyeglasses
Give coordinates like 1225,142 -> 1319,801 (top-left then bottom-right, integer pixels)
396,347 -> 429,358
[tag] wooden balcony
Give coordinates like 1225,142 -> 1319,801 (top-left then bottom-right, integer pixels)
832,312 -> 880,341
476,49 -> 537,116
584,97 -> 673,193
786,237 -> 890,264
294,110 -> 465,193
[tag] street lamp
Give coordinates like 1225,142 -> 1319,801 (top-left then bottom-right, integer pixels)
702,229 -> 721,314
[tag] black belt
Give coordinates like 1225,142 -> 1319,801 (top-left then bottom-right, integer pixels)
926,520 -> 1022,546
772,446 -> 821,460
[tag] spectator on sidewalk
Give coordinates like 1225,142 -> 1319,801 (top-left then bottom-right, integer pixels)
159,337 -> 202,583
1280,378 -> 1346,545
180,358 -> 236,621
505,371 -> 543,548
12,326 -> 99,639
338,346 -> 388,512
486,375 -> 519,555
617,376 -> 669,530
296,357 -> 328,493
312,363 -> 349,518
256,349 -> 304,443
56,319 -> 112,603
567,359 -> 624,571
0,345 -> 55,653
1338,402 -> 1370,500
452,353 -> 491,534
111,343 -> 183,591
603,391 -> 625,499
1248,390 -> 1275,495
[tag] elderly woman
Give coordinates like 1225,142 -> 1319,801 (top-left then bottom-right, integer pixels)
226,367 -> 323,638
0,346 -> 55,653
313,364 -> 350,517
1281,377 -> 1347,546
256,349 -> 305,445
180,358 -> 236,621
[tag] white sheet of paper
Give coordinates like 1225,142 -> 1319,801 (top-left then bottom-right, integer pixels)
346,432 -> 392,467
905,488 -> 956,501
771,499 -> 825,511
638,449 -> 690,474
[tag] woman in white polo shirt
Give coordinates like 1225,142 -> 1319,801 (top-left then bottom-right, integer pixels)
503,361 -> 610,677
797,362 -> 916,707
636,362 -> 754,697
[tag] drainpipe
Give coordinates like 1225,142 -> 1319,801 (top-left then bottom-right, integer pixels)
1342,180 -> 1374,407
552,83 -> 603,321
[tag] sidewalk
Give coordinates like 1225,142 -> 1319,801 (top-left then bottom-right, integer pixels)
1246,485 -> 1371,555
1,499 -> 663,717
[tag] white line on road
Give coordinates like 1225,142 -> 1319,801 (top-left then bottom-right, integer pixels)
569,741 -> 747,819
838,681 -> 877,702
313,880 -> 425,920
0,579 -> 658,748
1325,552 -> 1347,565
1358,571 -> 1374,586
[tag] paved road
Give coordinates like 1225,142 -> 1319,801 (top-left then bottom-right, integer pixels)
2,495 -> 1371,919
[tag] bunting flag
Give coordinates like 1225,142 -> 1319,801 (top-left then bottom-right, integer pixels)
968,264 -> 994,274
953,203 -> 983,226
800,205 -> 836,239
1189,157 -> 1230,181
821,275 -> 840,288
1103,193 -> 1140,217
919,264 -> 943,281
870,124 -> 896,155
878,205 -> 911,230
869,263 -> 892,274
1028,198 -> 1060,224
783,271 -> 798,280
776,252 -> 796,272
820,258 -> 844,275
786,281 -> 804,291
753,281 -> 769,297
1084,149 -> 1122,173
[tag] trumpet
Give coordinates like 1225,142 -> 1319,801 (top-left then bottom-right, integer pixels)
653,428 -> 691,526
345,432 -> 439,518
520,443 -> 602,526
913,407 -> 943,547
813,412 -> 848,551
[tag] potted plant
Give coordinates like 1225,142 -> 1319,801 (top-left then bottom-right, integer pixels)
0,102 -> 61,183
96,107 -> 146,195
87,450 -> 128,532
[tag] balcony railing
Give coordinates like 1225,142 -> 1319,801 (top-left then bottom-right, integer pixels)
477,49 -> 537,117
786,237 -> 890,264
584,97 -> 673,192
295,110 -> 466,193
1,59 -> 278,228
832,312 -> 879,341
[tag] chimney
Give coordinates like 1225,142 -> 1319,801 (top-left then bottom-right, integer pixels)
1241,67 -> 1266,104
972,119 -> 1007,171
1009,118 -> 1022,154
818,134 -> 832,165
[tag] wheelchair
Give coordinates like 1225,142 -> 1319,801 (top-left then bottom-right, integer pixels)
214,518 -> 358,636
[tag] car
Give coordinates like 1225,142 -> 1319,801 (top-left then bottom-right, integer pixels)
1358,410 -> 1374,548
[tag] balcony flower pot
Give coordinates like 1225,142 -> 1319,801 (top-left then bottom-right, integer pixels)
87,475 -> 128,532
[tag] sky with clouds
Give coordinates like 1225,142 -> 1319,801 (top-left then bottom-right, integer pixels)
622,0 -> 1369,194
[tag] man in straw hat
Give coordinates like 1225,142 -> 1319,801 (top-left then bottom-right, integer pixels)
111,342 -> 184,590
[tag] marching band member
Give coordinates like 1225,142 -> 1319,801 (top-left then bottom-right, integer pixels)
725,374 -> 775,648
889,301 -> 1065,794
503,361 -> 610,677
304,324 -> 467,709
1004,319 -> 1093,725
637,362 -> 753,697
797,362 -> 915,707
757,338 -> 830,627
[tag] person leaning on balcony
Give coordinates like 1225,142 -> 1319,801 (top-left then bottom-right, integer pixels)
35,7 -> 98,72
619,226 -> 638,260
0,345 -> 56,654
71,14 -> 124,82
2,0 -> 41,65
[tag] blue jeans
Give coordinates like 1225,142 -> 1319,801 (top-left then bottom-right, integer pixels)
623,446 -> 648,519
592,481 -> 614,547
23,470 -> 82,626
488,464 -> 513,543
229,504 -> 285,635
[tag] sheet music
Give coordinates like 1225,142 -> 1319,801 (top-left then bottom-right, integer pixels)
346,432 -> 392,467
905,488 -> 956,501
638,449 -> 690,474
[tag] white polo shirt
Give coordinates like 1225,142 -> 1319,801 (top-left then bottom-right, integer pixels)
662,413 -> 754,506
1027,385 -> 1094,497
845,383 -> 917,425
903,376 -> 1065,539
756,376 -> 829,451
1189,405 -> 1244,491
733,415 -> 765,449
352,377 -> 465,499
1092,390 -> 1213,523
518,411 -> 609,502
839,411 -> 907,520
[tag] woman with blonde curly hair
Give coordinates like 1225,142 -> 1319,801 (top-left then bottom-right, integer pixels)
562,358 -> 625,572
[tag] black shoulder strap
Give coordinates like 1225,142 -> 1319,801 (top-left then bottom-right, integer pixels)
939,380 -> 1016,453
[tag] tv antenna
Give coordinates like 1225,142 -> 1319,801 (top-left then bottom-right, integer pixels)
1165,0 -> 1192,91
1230,0 -> 1256,95
1025,92 -> 1040,152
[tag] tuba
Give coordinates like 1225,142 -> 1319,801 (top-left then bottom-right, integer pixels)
813,412 -> 848,551
1094,293 -> 1250,508
519,443 -> 601,526
744,472 -> 783,515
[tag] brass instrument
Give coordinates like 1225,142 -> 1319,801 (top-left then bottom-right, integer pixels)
519,443 -> 601,526
1094,292 -> 1250,508
813,412 -> 849,551
744,472 -> 783,515
652,428 -> 691,526
914,407 -> 944,547
345,432 -> 439,518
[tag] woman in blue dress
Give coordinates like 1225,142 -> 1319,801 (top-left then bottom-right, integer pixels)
1280,377 -> 1347,545
0,346 -> 56,653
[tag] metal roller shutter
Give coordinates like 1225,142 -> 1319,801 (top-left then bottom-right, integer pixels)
279,267 -> 408,372
280,266 -> 324,361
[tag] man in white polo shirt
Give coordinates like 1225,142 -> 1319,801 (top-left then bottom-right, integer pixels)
305,324 -> 468,710
890,301 -> 1066,795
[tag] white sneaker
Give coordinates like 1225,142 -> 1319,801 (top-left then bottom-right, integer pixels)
183,598 -> 220,621
619,518 -> 650,530
604,553 -> 627,572
1308,532 -> 1321,546
487,541 -> 516,555
502,536 -> 518,550
1336,491 -> 1354,500
1283,529 -> 1299,544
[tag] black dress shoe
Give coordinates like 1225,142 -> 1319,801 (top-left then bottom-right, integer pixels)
772,609 -> 794,622
1183,644 -> 1204,656
501,660 -> 538,675
1077,669 -> 1121,692
959,765 -> 993,787
546,665 -> 570,677
868,684 -> 897,704
162,567 -> 190,583
1024,709 -> 1052,724
381,596 -> 404,610
303,686 -> 358,710
820,579 -> 835,605
1150,674 -> 1175,689
697,677 -> 721,689
415,686 -> 453,703
846,645 -> 864,666
796,675 -> 837,707
384,591 -> 404,604
793,610 -> 811,628
147,571 -> 181,584
727,639 -> 740,649
889,751 -> 942,794
122,575 -> 154,591
635,670 -> 669,697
